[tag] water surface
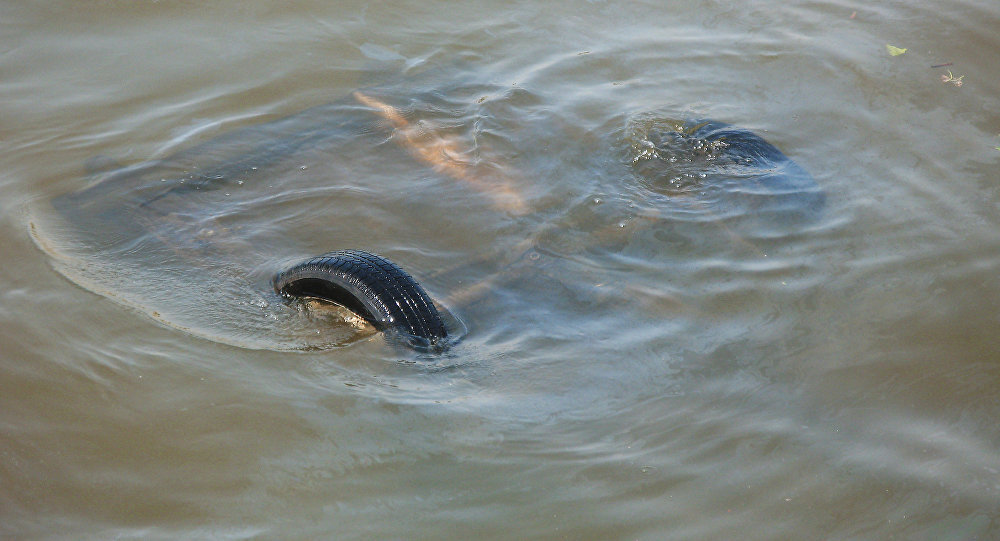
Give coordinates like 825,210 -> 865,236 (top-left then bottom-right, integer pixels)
3,1 -> 1000,539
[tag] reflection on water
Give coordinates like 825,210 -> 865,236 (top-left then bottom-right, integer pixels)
3,0 -> 1000,539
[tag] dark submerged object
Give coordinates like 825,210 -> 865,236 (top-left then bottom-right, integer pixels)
274,250 -> 448,347
45,80 -> 821,352
627,119 -> 825,224
46,96 -> 454,351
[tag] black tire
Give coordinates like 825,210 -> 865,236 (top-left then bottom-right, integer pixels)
274,249 -> 448,345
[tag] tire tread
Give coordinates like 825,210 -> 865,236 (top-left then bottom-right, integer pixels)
274,250 -> 447,343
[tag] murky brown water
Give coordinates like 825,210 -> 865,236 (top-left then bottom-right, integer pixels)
3,1 -> 1000,539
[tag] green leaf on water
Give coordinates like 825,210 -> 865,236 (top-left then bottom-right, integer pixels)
886,44 -> 907,56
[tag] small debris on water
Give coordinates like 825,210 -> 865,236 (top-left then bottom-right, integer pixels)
931,62 -> 953,68
300,165 -> 308,170
886,44 -> 907,56
940,70 -> 964,87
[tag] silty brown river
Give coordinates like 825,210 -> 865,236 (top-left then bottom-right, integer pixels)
2,1 -> 1000,539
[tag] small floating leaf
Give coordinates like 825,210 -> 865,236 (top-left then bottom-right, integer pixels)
886,44 -> 907,56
